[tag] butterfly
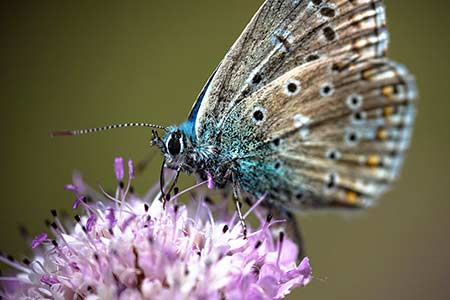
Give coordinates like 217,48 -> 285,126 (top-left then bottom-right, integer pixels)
53,0 -> 417,256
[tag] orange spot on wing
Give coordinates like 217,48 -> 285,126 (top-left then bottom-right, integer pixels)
377,128 -> 388,140
384,106 -> 395,117
382,86 -> 395,99
346,191 -> 358,204
367,155 -> 381,167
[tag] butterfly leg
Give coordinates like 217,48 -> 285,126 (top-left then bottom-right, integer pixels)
231,172 -> 247,239
159,160 -> 181,210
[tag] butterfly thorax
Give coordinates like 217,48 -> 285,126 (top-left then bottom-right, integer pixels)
155,125 -> 237,188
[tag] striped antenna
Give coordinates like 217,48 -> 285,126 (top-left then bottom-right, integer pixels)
50,122 -> 167,137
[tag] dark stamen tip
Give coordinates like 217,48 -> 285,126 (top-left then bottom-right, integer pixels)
222,224 -> 229,233
51,209 -> 57,217
254,240 -> 262,249
144,203 -> 149,212
74,215 -> 81,222
266,214 -> 273,223
22,258 -> 31,265
50,222 -> 58,229
164,194 -> 171,201
279,231 -> 285,243
173,187 -> 179,195
51,240 -> 58,247
119,181 -> 125,189
6,255 -> 14,262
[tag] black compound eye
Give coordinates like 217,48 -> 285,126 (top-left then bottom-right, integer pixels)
167,134 -> 182,156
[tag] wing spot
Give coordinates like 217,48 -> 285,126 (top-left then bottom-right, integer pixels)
293,114 -> 311,128
323,26 -> 336,41
345,191 -> 358,204
272,138 -> 281,147
352,111 -> 367,123
367,155 -> 382,167
283,79 -> 301,96
345,130 -> 360,146
383,106 -> 396,117
325,173 -> 338,189
274,161 -> 282,170
252,73 -> 263,85
346,93 -> 363,110
320,7 -> 335,18
382,86 -> 396,99
377,128 -> 389,140
295,192 -> 304,201
305,54 -> 320,62
320,83 -> 334,96
326,149 -> 341,161
251,107 -> 267,125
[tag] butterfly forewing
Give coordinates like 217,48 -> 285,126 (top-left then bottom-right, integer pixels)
194,0 -> 388,142
189,0 -> 416,210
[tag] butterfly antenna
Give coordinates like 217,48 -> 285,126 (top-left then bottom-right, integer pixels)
50,122 -> 167,137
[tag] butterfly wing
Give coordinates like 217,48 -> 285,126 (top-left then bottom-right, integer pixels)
193,0 -> 389,142
222,55 -> 416,209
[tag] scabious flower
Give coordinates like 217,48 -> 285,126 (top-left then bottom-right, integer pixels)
0,158 -> 311,299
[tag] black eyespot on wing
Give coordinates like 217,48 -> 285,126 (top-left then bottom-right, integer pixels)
287,82 -> 298,93
252,73 -> 262,84
320,7 -> 335,18
253,110 -> 264,121
323,26 -> 336,41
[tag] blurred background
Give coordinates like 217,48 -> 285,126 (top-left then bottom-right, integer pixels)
0,1 -> 449,299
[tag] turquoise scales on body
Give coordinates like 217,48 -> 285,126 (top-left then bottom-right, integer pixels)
53,0 -> 417,255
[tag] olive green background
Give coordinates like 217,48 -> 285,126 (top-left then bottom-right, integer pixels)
0,1 -> 449,299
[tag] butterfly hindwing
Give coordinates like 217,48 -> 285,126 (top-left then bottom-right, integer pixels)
222,55 -> 416,210
194,0 -> 388,142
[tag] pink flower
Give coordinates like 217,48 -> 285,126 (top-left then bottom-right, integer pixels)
0,158 -> 311,299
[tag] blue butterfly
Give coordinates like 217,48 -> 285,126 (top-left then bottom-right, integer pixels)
54,0 -> 417,256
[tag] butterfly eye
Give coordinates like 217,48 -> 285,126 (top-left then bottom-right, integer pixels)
166,133 -> 184,156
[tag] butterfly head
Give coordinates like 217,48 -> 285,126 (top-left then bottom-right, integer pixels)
152,125 -> 195,171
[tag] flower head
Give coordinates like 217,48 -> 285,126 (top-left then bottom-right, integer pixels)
0,158 -> 311,299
